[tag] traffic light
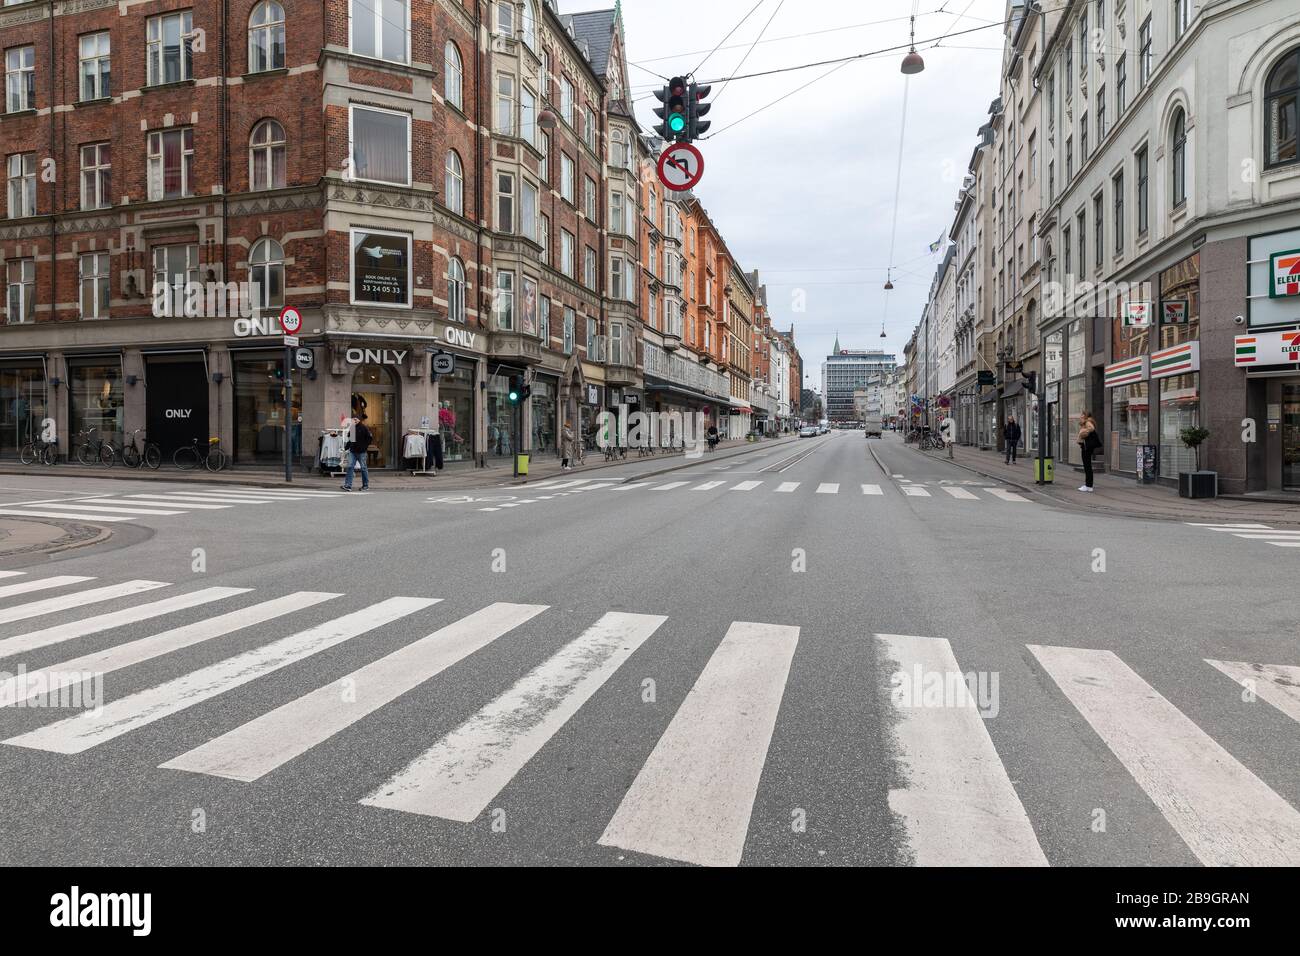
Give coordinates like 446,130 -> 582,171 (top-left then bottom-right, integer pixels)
653,77 -> 688,141
508,376 -> 522,405
687,82 -> 711,141
1024,370 -> 1039,395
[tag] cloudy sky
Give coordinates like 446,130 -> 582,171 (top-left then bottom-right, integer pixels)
564,0 -> 1013,392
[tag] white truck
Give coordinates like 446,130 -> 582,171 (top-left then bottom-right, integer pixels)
863,414 -> 884,438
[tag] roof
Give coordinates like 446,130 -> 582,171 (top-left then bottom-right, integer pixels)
563,8 -> 617,77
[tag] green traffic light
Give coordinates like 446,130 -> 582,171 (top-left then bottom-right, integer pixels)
509,391 -> 519,402
668,113 -> 685,133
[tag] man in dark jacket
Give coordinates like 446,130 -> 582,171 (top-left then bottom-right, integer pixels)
1003,415 -> 1022,464
342,413 -> 372,491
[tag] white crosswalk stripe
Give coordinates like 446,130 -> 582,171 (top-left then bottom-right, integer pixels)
0,486 -> 350,524
691,481 -> 725,491
362,611 -> 665,821
599,621 -> 800,867
4,596 -> 438,754
1186,522 -> 1300,552
0,575 -> 1286,867
1028,644 -> 1300,866
730,481 -> 763,492
0,575 -> 94,601
940,487 -> 979,500
815,483 -> 839,494
861,484 -> 883,495
651,481 -> 688,491
776,482 -> 800,492
902,486 -> 931,497
880,633 -> 1047,866
984,488 -> 1029,502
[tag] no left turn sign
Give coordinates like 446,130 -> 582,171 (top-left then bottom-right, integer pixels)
657,143 -> 704,192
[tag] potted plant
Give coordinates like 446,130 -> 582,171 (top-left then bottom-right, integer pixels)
1177,425 -> 1216,498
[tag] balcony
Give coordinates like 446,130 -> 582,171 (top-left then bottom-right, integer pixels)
605,353 -> 638,387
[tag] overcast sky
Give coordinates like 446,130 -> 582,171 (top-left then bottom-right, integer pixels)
563,0 -> 1012,391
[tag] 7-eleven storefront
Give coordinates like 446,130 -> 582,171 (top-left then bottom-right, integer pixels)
1234,329 -> 1300,492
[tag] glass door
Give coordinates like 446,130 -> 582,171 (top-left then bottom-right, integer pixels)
1283,382 -> 1300,491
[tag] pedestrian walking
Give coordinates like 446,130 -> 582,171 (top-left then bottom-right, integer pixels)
341,413 -> 371,491
560,423 -> 576,471
1077,411 -> 1100,492
1003,415 -> 1022,464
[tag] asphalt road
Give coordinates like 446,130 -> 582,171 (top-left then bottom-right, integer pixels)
0,432 -> 1295,866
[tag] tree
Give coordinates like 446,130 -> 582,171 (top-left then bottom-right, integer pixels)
1179,425 -> 1210,471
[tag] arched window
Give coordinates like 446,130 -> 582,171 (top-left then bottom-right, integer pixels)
447,256 -> 466,323
610,129 -> 628,168
444,41 -> 463,110
250,119 -> 286,190
444,150 -> 464,214
1170,107 -> 1187,206
248,1 -> 285,73
249,238 -> 284,309
522,0 -> 538,52
1265,46 -> 1299,168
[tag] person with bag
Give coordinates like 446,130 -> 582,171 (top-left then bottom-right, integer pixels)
1003,414 -> 1022,464
1077,411 -> 1101,492
341,413 -> 372,492
560,423 -> 576,471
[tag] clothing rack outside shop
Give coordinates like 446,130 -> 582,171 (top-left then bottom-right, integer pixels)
403,427 -> 440,477
318,427 -> 348,478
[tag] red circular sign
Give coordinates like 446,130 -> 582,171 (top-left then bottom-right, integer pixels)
279,305 -> 303,335
657,143 -> 704,192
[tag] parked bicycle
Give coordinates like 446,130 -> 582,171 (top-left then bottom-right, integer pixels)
19,437 -> 57,465
74,427 -> 117,466
120,428 -> 162,470
174,436 -> 228,472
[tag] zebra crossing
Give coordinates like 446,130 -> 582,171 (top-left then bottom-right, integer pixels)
0,486 -> 349,523
458,476 -> 1031,511
0,570 -> 1295,866
1186,521 -> 1300,550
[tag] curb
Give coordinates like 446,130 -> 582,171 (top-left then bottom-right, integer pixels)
0,516 -> 113,558
905,444 -> 1300,525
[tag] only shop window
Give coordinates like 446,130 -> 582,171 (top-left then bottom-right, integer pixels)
68,364 -> 123,448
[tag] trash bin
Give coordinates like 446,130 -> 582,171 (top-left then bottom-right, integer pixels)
515,453 -> 529,476
1136,444 -> 1158,484
1034,457 -> 1054,483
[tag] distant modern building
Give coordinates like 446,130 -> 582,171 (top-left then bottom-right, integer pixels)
821,337 -> 897,422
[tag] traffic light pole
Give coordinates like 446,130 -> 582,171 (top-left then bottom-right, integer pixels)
1036,381 -> 1047,485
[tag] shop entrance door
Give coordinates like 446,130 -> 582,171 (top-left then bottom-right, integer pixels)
146,359 -> 209,459
1283,381 -> 1300,491
351,364 -> 396,468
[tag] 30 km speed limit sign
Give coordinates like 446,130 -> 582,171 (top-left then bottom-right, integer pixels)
657,143 -> 704,192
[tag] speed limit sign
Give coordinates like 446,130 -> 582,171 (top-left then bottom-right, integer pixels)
279,305 -> 303,335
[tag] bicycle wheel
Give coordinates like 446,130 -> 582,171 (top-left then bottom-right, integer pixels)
143,444 -> 162,470
173,446 -> 197,470
121,444 -> 141,468
205,448 -> 228,472
19,443 -> 35,465
40,443 -> 57,466
76,443 -> 96,466
99,443 -> 116,466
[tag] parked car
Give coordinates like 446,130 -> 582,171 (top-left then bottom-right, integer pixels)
799,425 -> 818,438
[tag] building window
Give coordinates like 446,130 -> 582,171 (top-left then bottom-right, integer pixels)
248,1 -> 286,73
1264,46 -> 1299,169
444,42 -> 463,109
584,176 -> 596,221
1173,0 -> 1191,41
1080,114 -> 1089,162
1138,16 -> 1152,87
539,131 -> 549,182
586,314 -> 596,354
539,213 -> 549,264
1062,225 -> 1071,276
1093,193 -> 1104,267
80,143 -> 111,210
147,11 -> 194,86
147,129 -> 194,199
5,45 -> 34,113
249,119 -> 286,190
495,270 -> 514,330
351,229 -> 411,307
447,256 -> 466,323
497,172 -> 514,233
583,105 -> 597,152
560,76 -> 574,126
1076,210 -> 1086,275
1136,144 -> 1149,234
611,129 -> 629,168
1097,87 -> 1107,140
610,322 -> 623,364
1116,53 -> 1127,114
560,152 -> 574,203
560,229 -> 574,277
521,178 -> 537,242
79,32 -> 111,101
521,86 -> 537,147
351,0 -> 408,64
539,294 -> 550,343
610,191 -> 624,234
611,257 -> 625,300
1170,108 -> 1187,207
349,105 -> 410,186
562,307 -> 575,354
5,259 -> 34,324
4,168 -> 35,222
1065,136 -> 1073,182
522,0 -> 537,49
496,73 -> 515,136
496,0 -> 514,36
1113,171 -> 1124,253
1028,131 -> 1037,184
249,237 -> 284,310
152,244 -> 198,307
444,150 -> 464,214
584,246 -> 596,290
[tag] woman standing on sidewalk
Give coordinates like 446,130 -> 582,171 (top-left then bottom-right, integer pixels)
1077,412 -> 1101,492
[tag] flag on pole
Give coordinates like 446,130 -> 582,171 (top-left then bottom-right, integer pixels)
928,233 -> 945,253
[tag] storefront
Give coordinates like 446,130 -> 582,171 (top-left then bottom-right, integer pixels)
529,374 -> 558,456
144,353 -> 209,459
0,357 -> 47,457
233,351 -> 297,465
437,361 -> 475,464
351,362 -> 399,468
67,356 -> 124,449
486,369 -> 521,459
1065,320 -> 1087,465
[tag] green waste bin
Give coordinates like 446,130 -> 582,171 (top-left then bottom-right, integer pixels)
1034,457 -> 1054,483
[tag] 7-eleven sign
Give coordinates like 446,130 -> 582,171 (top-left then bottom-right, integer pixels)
1269,248 -> 1300,298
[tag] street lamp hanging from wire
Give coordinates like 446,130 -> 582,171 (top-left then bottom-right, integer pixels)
900,15 -> 925,74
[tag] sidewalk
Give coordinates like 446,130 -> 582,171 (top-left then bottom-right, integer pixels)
0,516 -> 111,558
911,441 -> 1300,526
0,434 -> 803,493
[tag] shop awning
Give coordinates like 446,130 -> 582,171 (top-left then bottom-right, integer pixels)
643,375 -> 729,408
1001,380 -> 1024,398
729,405 -> 753,414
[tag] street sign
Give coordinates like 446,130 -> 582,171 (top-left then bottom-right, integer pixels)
657,142 -> 704,192
295,347 -> 313,370
283,334 -> 300,347
279,305 -> 303,335
432,353 -> 455,375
